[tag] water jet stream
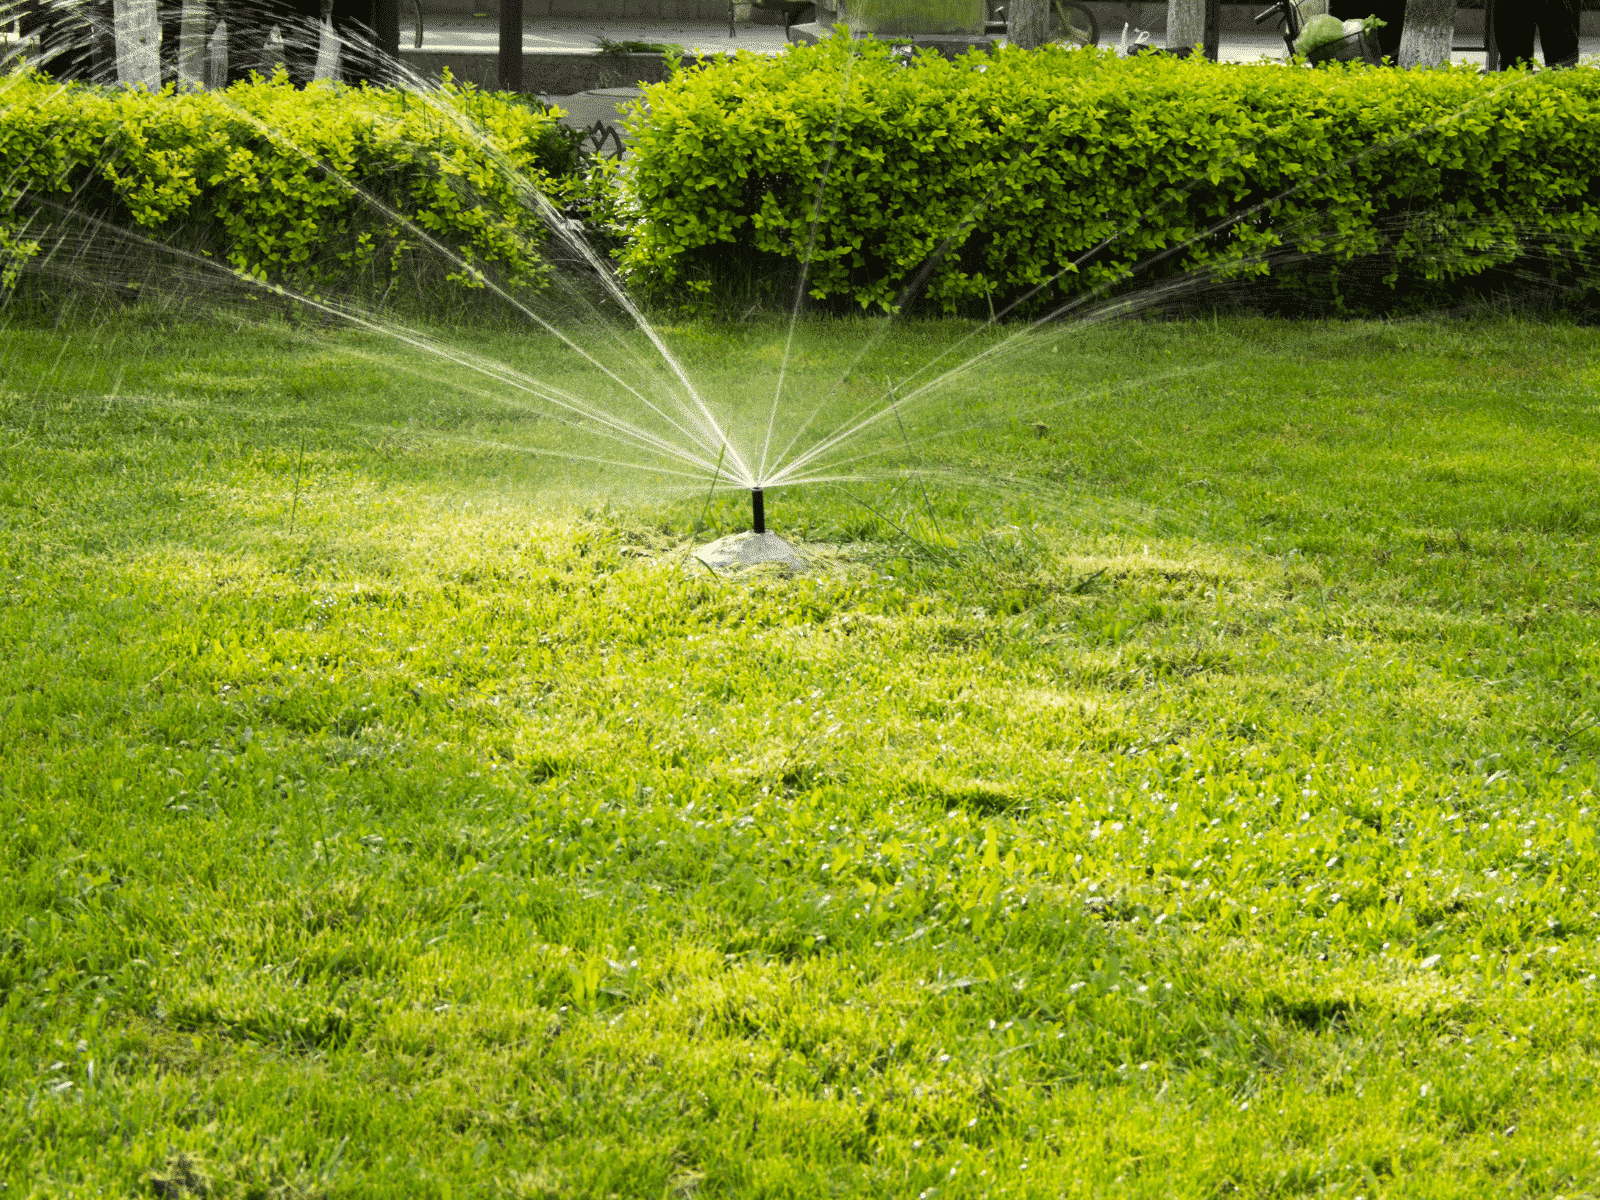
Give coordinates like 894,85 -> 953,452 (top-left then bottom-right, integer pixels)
1,19 -> 1579,539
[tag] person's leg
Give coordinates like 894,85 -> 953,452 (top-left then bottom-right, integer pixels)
1535,0 -> 1580,67
1494,0 -> 1538,67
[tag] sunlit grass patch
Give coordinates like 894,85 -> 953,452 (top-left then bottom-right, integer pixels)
2,309 -> 1599,1196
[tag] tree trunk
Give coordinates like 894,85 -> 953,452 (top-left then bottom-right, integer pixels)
112,0 -> 160,87
1166,0 -> 1203,52
176,0 -> 207,86
313,18 -> 340,79
204,20 -> 227,88
1008,0 -> 1048,49
1398,0 -> 1454,67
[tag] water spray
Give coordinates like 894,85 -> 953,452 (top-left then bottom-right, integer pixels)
751,487 -> 765,534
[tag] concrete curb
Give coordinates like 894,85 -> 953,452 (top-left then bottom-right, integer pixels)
400,48 -> 709,91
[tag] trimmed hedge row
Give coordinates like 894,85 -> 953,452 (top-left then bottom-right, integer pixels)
619,39 -> 1600,313
0,71 -> 576,298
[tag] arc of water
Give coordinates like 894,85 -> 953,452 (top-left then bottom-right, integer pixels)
287,299 -> 732,475
760,63 -> 1017,485
509,177 -> 757,484
401,428 -> 725,483
209,79 -> 750,477
764,357 -> 1226,490
92,385 -> 727,486
758,146 -> 1177,485
766,68 -> 1545,487
757,181 -> 1003,485
393,76 -> 760,484
8,30 -> 1548,501
768,219 -> 1529,491
7,106 -> 733,475
20,199 -> 734,475
755,69 -> 1203,481
325,322 -> 734,474
757,40 -> 862,487
763,155 -> 1278,487
756,62 -> 1545,490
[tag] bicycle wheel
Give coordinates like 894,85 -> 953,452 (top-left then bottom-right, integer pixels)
1047,0 -> 1097,46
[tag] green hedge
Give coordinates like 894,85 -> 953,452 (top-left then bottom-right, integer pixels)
619,39 -> 1600,314
0,72 -> 578,300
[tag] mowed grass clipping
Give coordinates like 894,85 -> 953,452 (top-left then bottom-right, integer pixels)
2,309 -> 1599,1197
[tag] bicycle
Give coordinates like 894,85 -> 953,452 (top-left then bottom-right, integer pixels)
1254,0 -> 1390,65
1252,0 -> 1333,56
1048,0 -> 1096,47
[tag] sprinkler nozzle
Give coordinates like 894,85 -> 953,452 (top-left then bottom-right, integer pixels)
751,487 -> 765,534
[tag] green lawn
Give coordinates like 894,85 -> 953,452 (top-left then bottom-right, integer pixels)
2,307 -> 1599,1197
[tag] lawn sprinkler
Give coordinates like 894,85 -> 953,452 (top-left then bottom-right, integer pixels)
693,485 -> 808,574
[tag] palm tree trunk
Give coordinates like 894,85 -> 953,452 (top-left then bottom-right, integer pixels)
1166,0 -> 1203,51
1398,0 -> 1454,67
177,0 -> 208,85
1009,0 -> 1049,48
112,0 -> 161,86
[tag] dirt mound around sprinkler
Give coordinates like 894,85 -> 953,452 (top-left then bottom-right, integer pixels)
694,532 -> 811,574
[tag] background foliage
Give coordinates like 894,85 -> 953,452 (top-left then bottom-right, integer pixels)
8,51 -> 1600,320
619,41 -> 1600,315
0,72 -> 583,300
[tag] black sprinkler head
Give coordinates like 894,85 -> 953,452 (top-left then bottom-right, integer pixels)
751,487 -> 766,535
